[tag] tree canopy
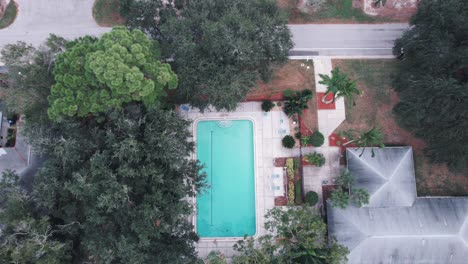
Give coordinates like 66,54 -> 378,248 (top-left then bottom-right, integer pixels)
1,106 -> 205,262
0,172 -> 72,263
330,170 -> 369,209
48,27 -> 177,121
125,0 -> 293,111
392,0 -> 468,171
230,207 -> 348,264
0,35 -> 66,119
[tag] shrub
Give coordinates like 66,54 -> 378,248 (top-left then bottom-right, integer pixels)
286,158 -> 294,179
293,158 -> 299,174
305,191 -> 319,206
282,135 -> 295,148
283,89 -> 313,117
301,136 -> 310,146
294,132 -> 302,139
309,131 -> 324,147
304,152 -> 326,167
288,180 -> 294,204
294,180 -> 302,204
261,100 -> 275,112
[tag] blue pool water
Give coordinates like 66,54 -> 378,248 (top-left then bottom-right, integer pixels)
196,120 -> 256,237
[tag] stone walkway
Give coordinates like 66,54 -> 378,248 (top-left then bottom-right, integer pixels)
301,57 -> 346,207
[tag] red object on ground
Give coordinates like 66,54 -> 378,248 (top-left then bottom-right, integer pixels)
317,92 -> 336,110
329,132 -> 345,147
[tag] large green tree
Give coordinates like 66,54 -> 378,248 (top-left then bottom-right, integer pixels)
0,105 -> 205,262
48,27 -> 177,121
29,106 -> 205,263
0,35 -> 67,119
392,0 -> 468,171
125,0 -> 293,111
228,207 -> 348,264
0,172 -> 72,263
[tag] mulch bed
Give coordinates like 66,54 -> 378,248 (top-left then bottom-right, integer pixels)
317,92 -> 336,110
274,196 -> 288,206
274,157 -> 287,167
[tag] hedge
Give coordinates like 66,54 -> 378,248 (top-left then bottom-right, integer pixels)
295,180 -> 302,204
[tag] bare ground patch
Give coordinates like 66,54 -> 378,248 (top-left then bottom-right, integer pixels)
246,60 -> 318,132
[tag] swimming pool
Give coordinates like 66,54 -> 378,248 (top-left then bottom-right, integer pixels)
196,119 -> 256,238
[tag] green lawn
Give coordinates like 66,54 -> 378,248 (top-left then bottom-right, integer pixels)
340,60 -> 397,103
285,0 -> 391,23
0,1 -> 17,29
93,0 -> 125,27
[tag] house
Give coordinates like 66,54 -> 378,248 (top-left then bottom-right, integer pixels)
327,147 -> 468,264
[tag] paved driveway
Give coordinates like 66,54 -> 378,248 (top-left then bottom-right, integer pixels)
0,0 -> 110,49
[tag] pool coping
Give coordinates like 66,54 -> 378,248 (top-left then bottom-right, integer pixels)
192,116 -> 260,242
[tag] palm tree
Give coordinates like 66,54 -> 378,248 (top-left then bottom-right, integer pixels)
343,127 -> 385,157
318,67 -> 362,106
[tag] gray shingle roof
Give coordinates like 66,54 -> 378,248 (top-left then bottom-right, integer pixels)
328,147 -> 468,264
346,147 -> 416,207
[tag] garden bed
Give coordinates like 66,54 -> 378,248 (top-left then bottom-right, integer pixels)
274,157 -> 304,206
331,59 -> 468,196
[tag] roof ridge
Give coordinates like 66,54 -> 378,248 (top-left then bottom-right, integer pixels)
458,213 -> 468,247
332,207 -> 368,251
348,149 -> 388,181
386,148 -> 411,180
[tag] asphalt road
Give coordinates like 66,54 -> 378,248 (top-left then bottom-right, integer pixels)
289,24 -> 409,57
0,0 -> 110,54
0,1 -> 408,59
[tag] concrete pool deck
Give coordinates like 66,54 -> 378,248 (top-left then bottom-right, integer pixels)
182,57 -> 348,257
182,102 -> 296,258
